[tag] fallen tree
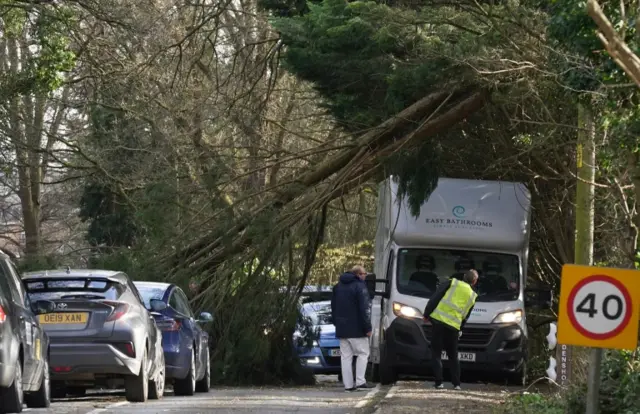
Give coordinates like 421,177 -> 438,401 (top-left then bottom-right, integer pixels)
164,88 -> 488,280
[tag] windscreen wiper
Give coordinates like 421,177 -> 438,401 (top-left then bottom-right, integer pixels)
402,290 -> 433,298
477,291 -> 518,300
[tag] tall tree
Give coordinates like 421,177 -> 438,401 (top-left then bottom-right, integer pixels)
0,2 -> 75,257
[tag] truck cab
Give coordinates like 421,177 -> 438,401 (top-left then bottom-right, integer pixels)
367,177 -> 551,385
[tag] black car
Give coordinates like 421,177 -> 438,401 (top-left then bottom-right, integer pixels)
0,252 -> 51,413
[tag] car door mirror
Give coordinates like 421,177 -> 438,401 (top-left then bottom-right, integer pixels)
197,312 -> 213,323
150,299 -> 168,312
32,300 -> 56,315
365,273 -> 390,299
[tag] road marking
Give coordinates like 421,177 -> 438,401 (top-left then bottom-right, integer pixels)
354,384 -> 381,408
370,384 -> 401,413
385,384 -> 398,399
87,401 -> 129,414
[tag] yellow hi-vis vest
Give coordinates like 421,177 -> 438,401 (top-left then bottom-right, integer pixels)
430,278 -> 478,331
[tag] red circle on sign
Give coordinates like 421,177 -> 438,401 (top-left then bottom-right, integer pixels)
567,274 -> 633,340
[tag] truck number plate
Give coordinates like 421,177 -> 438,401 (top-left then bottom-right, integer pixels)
329,349 -> 341,357
441,351 -> 476,362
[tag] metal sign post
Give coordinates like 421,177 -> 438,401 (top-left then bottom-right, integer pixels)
585,348 -> 603,414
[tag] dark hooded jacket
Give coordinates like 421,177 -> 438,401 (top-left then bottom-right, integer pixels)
331,272 -> 372,338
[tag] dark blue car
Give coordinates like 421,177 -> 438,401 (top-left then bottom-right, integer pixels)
296,300 -> 342,375
134,282 -> 213,396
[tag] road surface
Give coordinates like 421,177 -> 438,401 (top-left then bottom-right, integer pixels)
23,377 -> 519,414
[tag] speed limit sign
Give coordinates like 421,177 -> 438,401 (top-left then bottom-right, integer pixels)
558,265 -> 640,350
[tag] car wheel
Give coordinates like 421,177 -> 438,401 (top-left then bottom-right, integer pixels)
25,359 -> 51,408
195,347 -> 210,393
66,387 -> 86,397
174,348 -> 196,396
0,358 -> 24,413
379,342 -> 397,385
125,348 -> 149,402
51,382 -> 67,399
148,360 -> 165,400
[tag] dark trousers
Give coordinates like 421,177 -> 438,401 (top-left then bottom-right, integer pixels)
430,320 -> 461,386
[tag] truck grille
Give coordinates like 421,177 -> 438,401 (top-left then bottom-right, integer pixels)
422,325 -> 494,348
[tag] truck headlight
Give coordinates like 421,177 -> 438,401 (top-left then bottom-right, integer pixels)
393,302 -> 423,319
492,310 -> 523,324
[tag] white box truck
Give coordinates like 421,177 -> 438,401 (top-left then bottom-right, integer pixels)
366,177 -> 552,385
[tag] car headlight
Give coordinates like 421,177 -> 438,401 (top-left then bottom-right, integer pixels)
393,302 -> 423,319
492,310 -> 523,324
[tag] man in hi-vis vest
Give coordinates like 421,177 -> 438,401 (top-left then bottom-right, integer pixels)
423,269 -> 479,390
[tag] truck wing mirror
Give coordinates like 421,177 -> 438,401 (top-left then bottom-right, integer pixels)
366,273 -> 390,299
525,287 -> 554,309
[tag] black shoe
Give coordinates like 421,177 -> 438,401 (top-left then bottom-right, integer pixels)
356,382 -> 375,389
345,387 -> 357,392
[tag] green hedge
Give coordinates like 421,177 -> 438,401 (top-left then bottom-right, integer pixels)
502,349 -> 640,414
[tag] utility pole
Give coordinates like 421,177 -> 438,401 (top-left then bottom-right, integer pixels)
575,103 -> 599,414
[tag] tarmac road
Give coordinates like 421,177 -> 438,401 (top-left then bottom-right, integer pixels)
22,376 -> 384,414
21,376 -> 520,414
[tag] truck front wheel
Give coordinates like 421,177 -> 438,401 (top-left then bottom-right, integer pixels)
370,362 -> 380,383
507,362 -> 527,387
379,342 -> 397,385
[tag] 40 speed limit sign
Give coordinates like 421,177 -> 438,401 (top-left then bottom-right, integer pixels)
558,265 -> 640,350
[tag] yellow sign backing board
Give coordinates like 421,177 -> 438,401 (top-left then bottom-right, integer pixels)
557,264 -> 640,350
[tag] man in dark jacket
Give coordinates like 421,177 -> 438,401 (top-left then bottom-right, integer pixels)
331,265 -> 374,392
423,269 -> 479,390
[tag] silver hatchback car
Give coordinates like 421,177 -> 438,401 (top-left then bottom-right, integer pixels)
22,269 -> 165,403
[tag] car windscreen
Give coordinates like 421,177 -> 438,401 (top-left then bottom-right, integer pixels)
301,301 -> 333,326
300,291 -> 333,304
396,248 -> 520,302
24,278 -> 126,301
135,285 -> 167,308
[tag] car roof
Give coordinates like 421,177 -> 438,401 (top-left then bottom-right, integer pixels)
134,281 -> 173,291
303,300 -> 331,309
22,269 -> 128,283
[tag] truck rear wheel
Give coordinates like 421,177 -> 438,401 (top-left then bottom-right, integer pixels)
379,342 -> 397,385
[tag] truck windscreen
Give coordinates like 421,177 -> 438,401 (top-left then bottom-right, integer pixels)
396,248 -> 520,302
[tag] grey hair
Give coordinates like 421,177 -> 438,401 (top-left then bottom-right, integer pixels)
350,265 -> 366,275
464,269 -> 479,284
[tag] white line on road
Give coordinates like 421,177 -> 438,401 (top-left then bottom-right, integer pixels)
87,400 -> 129,414
354,384 -> 381,408
385,384 -> 398,399
371,384 -> 399,414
